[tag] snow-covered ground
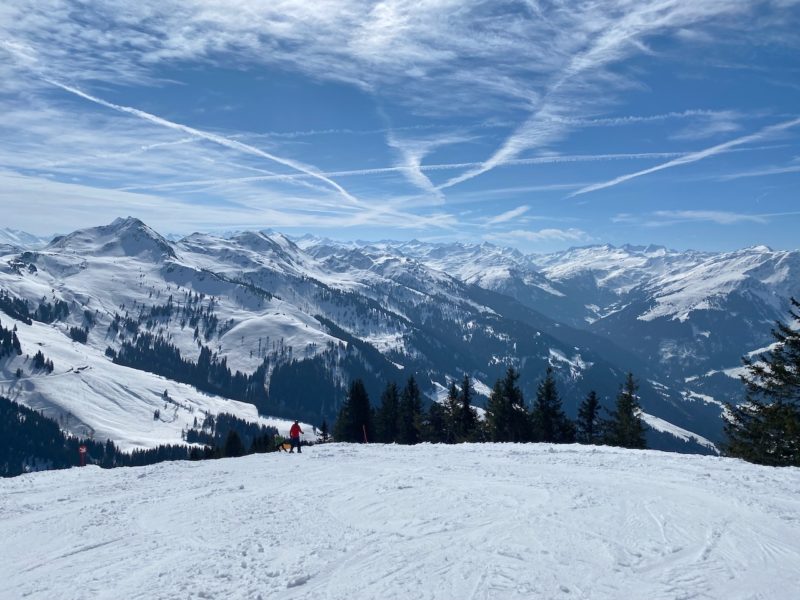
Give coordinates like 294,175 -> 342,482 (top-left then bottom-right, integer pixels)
0,316 -> 309,450
2,443 -> 799,600
639,411 -> 718,453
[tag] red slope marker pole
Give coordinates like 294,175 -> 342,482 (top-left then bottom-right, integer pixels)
362,424 -> 368,444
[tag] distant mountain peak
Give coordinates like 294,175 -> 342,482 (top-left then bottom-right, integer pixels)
47,217 -> 176,261
0,228 -> 51,250
109,216 -> 144,229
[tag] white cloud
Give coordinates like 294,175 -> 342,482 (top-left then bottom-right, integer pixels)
385,130 -> 476,199
0,0 -> 797,236
485,205 -> 530,226
669,112 -> 742,141
613,209 -> 800,227
651,210 -> 768,225
571,117 -> 800,197
42,78 -> 361,205
436,0 -> 775,190
502,228 -> 590,242
119,151 -> 692,193
2,2 -> 789,127
718,163 -> 800,180
0,169 -> 458,234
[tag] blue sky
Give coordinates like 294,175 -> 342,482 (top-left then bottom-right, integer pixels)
1,0 -> 799,252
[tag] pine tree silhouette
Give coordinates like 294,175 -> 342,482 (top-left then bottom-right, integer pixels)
334,379 -> 373,443
397,376 -> 423,445
531,367 -> 575,443
725,298 -> 800,466
576,391 -> 603,445
604,373 -> 646,449
375,381 -> 400,443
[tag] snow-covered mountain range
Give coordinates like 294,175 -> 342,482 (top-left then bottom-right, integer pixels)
2,217 -> 797,453
0,228 -> 51,253
379,239 -> 799,412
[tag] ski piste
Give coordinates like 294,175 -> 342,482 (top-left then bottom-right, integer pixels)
3,442 -> 800,599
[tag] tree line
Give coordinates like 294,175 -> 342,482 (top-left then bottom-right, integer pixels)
0,290 -> 69,325
0,396 -> 283,478
107,332 -> 270,408
724,298 -> 800,467
334,368 -> 647,450
333,297 -> 800,467
184,412 -> 279,457
0,318 -> 22,359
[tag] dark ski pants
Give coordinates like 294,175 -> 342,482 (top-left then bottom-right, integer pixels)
290,437 -> 301,453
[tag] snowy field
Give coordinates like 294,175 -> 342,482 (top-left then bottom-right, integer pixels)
2,443 -> 799,600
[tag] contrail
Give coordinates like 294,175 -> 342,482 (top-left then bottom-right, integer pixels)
120,151 -> 689,192
570,117 -> 800,197
434,2 -> 755,192
43,78 -> 360,205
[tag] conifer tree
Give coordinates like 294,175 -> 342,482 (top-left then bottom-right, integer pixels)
223,429 -> 246,457
576,390 -> 603,444
486,378 -> 509,442
604,373 -> 646,449
460,374 -> 477,438
320,418 -> 330,442
444,381 -> 460,443
451,374 -> 479,442
375,381 -> 400,443
333,379 -> 373,443
486,367 -> 530,442
397,376 -> 423,444
249,434 -> 271,454
531,366 -> 575,443
724,298 -> 800,466
397,376 -> 423,445
423,401 -> 448,443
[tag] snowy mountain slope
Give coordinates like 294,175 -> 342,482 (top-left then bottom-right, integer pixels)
318,239 -> 796,426
639,411 -> 717,452
207,241 -> 693,443
0,223 -> 341,447
459,284 -> 725,445
533,244 -> 799,424
177,229 -> 638,412
350,238 -> 589,327
589,246 -> 800,385
2,247 -> 677,451
367,239 -> 797,338
48,216 -> 176,262
0,314 -> 308,451
531,244 -> 710,295
298,241 -> 715,445
0,227 -> 50,249
7,218 -> 792,454
635,246 -> 796,322
2,443 -> 799,599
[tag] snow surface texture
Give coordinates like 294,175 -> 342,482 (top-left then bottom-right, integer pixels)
2,443 -> 799,600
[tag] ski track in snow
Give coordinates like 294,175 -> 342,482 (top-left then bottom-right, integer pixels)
2,443 -> 799,600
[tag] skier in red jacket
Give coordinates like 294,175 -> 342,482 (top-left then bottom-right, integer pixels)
289,420 -> 304,453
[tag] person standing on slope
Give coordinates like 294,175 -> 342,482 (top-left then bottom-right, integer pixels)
289,420 -> 304,453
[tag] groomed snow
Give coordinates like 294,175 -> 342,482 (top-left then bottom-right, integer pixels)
2,443 -> 799,599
